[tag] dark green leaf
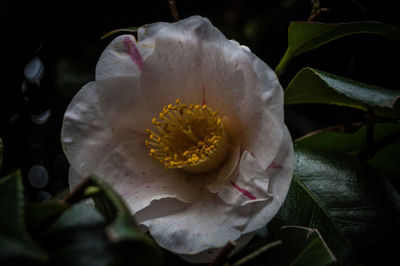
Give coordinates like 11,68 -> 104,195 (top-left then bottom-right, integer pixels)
89,175 -> 163,265
41,203 -> 114,266
284,67 -> 400,117
0,170 -> 48,262
270,148 -> 400,261
265,226 -> 336,266
25,200 -> 70,233
276,21 -> 400,75
101,27 -> 138,39
295,123 -> 400,182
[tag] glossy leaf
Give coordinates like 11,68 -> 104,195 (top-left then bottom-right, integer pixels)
284,67 -> 400,117
41,203 -> 114,266
264,226 -> 336,266
89,175 -> 163,265
101,27 -> 138,39
269,148 -> 400,261
276,21 -> 400,75
25,200 -> 69,233
0,170 -> 48,262
295,123 -> 400,181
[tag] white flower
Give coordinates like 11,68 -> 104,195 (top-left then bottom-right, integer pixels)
61,16 -> 293,263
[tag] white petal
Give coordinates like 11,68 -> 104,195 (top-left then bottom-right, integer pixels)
140,16 -> 284,169
141,190 -> 248,256
208,151 -> 273,206
238,56 -> 284,169
68,165 -> 81,190
93,141 -> 199,213
242,126 -> 293,233
96,35 -> 144,80
61,76 -> 154,177
140,16 -> 208,112
208,124 -> 292,208
137,22 -> 170,59
207,143 -> 240,191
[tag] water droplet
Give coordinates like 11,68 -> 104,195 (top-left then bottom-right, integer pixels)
37,191 -> 52,201
31,109 -> 51,125
28,165 -> 49,188
24,57 -> 44,85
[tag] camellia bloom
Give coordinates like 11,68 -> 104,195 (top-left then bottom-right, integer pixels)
61,16 -> 293,263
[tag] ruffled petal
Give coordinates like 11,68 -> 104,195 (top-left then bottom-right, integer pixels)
61,76 -> 153,177
242,126 -> 293,233
141,190 -> 249,256
230,54 -> 284,170
137,21 -> 169,59
208,125 -> 292,207
209,151 -> 273,206
96,35 -> 144,80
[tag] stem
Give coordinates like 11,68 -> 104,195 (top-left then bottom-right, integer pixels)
63,177 -> 92,205
209,241 -> 237,266
168,0 -> 180,22
275,49 -> 293,77
231,240 -> 282,266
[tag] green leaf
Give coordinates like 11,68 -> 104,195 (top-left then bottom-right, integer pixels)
275,21 -> 400,75
101,27 -> 138,39
41,203 -> 114,266
295,122 -> 400,182
89,175 -> 163,265
265,226 -> 336,266
269,148 -> 400,262
25,200 -> 69,233
284,67 -> 400,117
0,170 -> 48,262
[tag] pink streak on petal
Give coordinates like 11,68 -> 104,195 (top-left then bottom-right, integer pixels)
230,181 -> 257,200
123,36 -> 143,70
202,86 -> 206,105
268,162 -> 283,169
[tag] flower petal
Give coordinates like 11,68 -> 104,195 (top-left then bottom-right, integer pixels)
141,190 -> 248,256
140,16 -> 283,169
61,76 -> 154,177
140,16 -> 208,112
68,165 -> 81,190
208,125 -> 292,208
96,35 -> 144,80
93,140 -> 199,213
242,126 -> 293,233
208,151 -> 273,206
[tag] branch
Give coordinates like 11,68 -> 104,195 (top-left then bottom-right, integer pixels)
168,0 -> 180,22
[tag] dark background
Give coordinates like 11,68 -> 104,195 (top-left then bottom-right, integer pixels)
0,0 -> 399,209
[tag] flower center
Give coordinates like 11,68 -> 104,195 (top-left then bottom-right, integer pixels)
145,99 -> 229,173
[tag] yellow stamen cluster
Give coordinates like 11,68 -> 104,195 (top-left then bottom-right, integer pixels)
145,98 -> 228,173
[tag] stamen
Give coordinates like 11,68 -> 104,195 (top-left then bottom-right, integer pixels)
145,98 -> 228,173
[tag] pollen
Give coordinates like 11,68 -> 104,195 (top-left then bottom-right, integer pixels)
145,98 -> 229,173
